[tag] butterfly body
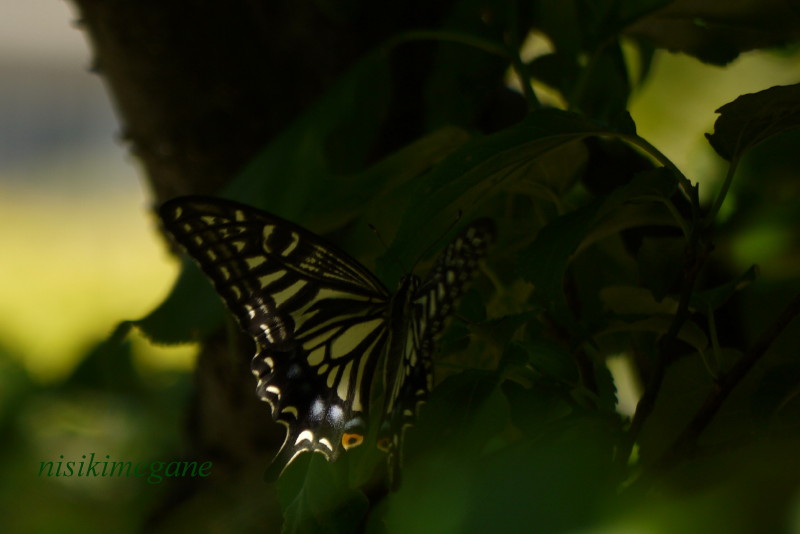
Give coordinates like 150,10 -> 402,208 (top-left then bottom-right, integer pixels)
159,196 -> 494,481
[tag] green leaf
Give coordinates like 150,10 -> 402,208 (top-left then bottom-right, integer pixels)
386,108 -> 621,267
518,201 -> 600,319
585,168 -> 680,244
599,168 -> 678,214
751,362 -> 800,434
465,414 -> 618,534
637,354 -> 714,463
519,167 -> 679,320
637,236 -> 685,301
423,0 -> 519,130
328,127 -> 472,236
529,0 -> 667,113
470,311 -> 537,356
626,0 -> 800,65
221,50 -> 392,221
514,339 -> 580,385
528,52 -> 580,101
502,379 -> 573,438
600,285 -> 678,316
385,370 -> 509,533
601,315 -> 709,354
706,84 -> 800,162
582,136 -> 655,196
65,323 -> 143,393
690,265 -> 758,313
278,454 -> 368,534
404,370 -> 508,463
576,41 -> 631,121
135,260 -> 226,344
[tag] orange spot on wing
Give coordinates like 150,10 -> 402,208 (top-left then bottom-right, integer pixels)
341,433 -> 364,450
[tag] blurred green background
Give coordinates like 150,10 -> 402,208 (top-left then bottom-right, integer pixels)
1,2 -> 195,532
2,2 -> 799,533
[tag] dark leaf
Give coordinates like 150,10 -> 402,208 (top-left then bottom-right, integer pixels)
519,167 -> 678,319
221,50 -> 392,221
465,414 -> 618,534
575,41 -> 631,121
637,236 -> 685,301
502,379 -> 574,437
404,370 -> 508,463
637,355 -> 713,463
471,311 -> 538,356
424,0 -> 521,130
385,108 -> 628,271
752,362 -> 800,435
278,454 -> 368,534
135,260 -> 226,344
518,201 -> 601,318
706,84 -> 800,162
528,52 -> 579,99
690,265 -> 759,313
65,323 -> 143,393
515,339 -> 580,385
626,0 -> 800,65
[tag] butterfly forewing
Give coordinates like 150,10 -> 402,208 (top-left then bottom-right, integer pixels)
159,197 -> 391,466
159,196 -> 494,483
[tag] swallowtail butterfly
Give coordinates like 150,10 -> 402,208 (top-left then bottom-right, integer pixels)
159,196 -> 494,483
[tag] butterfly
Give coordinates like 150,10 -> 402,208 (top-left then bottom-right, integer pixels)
159,196 -> 495,483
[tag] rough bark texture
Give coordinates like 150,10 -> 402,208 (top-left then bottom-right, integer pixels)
71,0 -> 452,201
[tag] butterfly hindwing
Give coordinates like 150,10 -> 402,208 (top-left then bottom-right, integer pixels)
377,219 -> 496,482
159,196 -> 494,483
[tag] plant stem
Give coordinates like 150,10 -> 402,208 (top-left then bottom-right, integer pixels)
387,28 -> 540,110
385,30 -> 511,59
705,156 -> 739,226
658,291 -> 800,466
619,133 -> 693,197
615,184 -> 703,470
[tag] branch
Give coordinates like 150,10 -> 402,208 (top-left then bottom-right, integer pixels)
658,291 -> 800,466
615,184 -> 704,469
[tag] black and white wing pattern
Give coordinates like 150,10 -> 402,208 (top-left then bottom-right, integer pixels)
376,220 -> 496,481
158,195 -> 494,481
